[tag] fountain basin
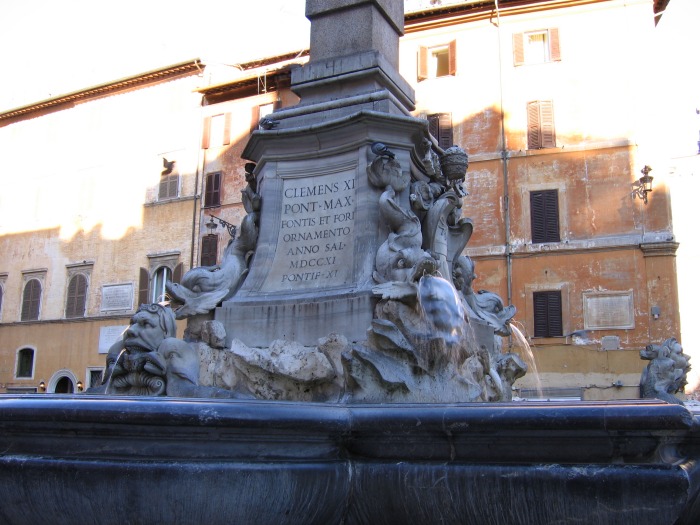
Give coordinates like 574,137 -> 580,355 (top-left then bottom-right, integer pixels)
0,395 -> 698,524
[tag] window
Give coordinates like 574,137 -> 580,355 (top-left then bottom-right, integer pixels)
21,278 -> 42,321
513,28 -> 561,66
151,266 -> 172,303
89,369 -> 104,389
202,113 -> 232,149
65,274 -> 88,318
158,158 -> 179,200
533,291 -> 563,337
204,172 -> 221,208
252,101 -> 280,132
428,113 -> 454,149
527,100 -> 556,149
0,283 -> 3,320
138,262 -> 183,305
417,40 -> 456,81
201,234 -> 219,267
15,348 -> 35,378
530,190 -> 560,243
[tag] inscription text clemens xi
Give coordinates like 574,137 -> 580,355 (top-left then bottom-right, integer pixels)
263,172 -> 356,291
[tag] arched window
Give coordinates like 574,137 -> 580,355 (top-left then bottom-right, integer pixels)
21,279 -> 42,321
66,274 -> 88,318
151,266 -> 172,303
54,376 -> 74,394
15,348 -> 35,378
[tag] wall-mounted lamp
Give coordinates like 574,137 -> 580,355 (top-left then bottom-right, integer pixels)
38,381 -> 46,393
632,165 -> 653,204
207,215 -> 237,239
205,216 -> 218,234
76,381 -> 84,392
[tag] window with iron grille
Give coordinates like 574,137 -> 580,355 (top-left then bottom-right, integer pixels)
16,348 -> 35,378
201,234 -> 219,267
530,190 -> 560,243
533,290 -> 563,337
204,172 -> 221,208
428,113 -> 454,149
527,100 -> 556,149
21,278 -> 41,321
65,274 -> 87,318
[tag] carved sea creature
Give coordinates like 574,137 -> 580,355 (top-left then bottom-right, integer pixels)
167,213 -> 258,318
373,185 -> 436,284
640,338 -> 691,405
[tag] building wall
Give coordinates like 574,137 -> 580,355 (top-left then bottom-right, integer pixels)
0,73 -> 201,392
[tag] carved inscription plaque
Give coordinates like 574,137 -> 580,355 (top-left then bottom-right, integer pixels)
583,291 -> 634,330
262,170 -> 357,292
98,325 -> 128,354
101,283 -> 134,311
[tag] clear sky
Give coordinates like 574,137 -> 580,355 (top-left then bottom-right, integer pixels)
0,0 -> 309,111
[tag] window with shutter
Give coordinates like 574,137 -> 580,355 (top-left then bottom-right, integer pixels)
65,274 -> 87,318
204,172 -> 222,208
138,267 -> 149,306
201,235 -> 219,267
533,291 -> 563,337
428,113 -> 454,149
417,41 -> 457,81
158,173 -> 179,200
151,266 -> 172,303
513,28 -> 561,66
526,100 -> 556,149
530,190 -> 560,243
21,279 -> 41,321
15,348 -> 35,378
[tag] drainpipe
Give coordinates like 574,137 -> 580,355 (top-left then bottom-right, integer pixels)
190,77 -> 206,270
494,0 -> 513,347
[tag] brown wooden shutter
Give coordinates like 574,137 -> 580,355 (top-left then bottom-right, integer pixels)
223,113 -> 232,145
138,267 -> 149,307
251,105 -> 260,133
533,291 -> 563,337
172,263 -> 183,285
513,32 -> 525,66
66,274 -> 87,318
427,113 -> 454,149
417,46 -> 429,81
527,101 -> 542,149
549,28 -> 561,62
530,190 -> 560,243
201,116 -> 211,149
539,100 -> 556,148
448,40 -> 457,76
21,279 -> 41,321
204,172 -> 221,207
201,235 -> 219,266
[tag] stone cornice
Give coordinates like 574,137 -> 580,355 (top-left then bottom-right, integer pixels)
0,59 -> 202,126
640,241 -> 679,257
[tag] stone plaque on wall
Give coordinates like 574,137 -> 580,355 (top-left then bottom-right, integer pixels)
98,325 -> 128,354
260,165 -> 357,292
101,283 -> 134,312
583,291 -> 634,330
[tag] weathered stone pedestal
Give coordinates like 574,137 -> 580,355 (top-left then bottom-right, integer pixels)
0,395 -> 699,524
218,112 -> 426,347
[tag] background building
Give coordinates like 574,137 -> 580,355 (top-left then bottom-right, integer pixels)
0,0 -> 686,398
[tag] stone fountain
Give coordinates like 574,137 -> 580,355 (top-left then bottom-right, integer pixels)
1,1 -> 699,523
